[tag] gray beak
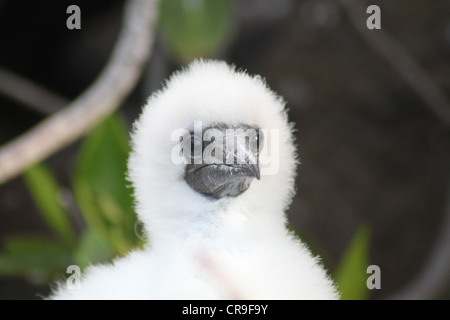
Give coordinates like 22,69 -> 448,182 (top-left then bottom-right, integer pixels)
184,125 -> 261,199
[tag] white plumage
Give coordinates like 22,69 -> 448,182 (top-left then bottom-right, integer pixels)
49,60 -> 339,300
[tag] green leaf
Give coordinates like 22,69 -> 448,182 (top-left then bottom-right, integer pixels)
160,0 -> 234,61
72,178 -> 111,245
23,164 -> 75,246
0,236 -> 72,282
334,225 -> 371,300
72,231 -> 116,270
73,113 -> 139,253
74,114 -> 132,213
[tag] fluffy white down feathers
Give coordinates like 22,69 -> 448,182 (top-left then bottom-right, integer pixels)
49,60 -> 339,300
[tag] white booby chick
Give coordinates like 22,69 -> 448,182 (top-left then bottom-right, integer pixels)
49,60 -> 339,300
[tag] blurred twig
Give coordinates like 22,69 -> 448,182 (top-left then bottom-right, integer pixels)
389,187 -> 450,299
339,0 -> 450,299
0,0 -> 159,185
338,0 -> 450,126
0,68 -> 67,115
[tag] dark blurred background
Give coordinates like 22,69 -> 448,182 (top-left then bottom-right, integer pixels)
0,0 -> 449,299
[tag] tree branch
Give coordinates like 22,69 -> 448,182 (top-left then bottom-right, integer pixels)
388,187 -> 450,299
0,68 -> 67,115
0,0 -> 159,184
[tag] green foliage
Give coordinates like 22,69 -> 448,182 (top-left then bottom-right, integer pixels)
159,0 -> 234,61
0,113 -> 142,282
0,236 -> 71,282
23,164 -> 76,246
334,225 -> 371,300
73,114 -> 138,257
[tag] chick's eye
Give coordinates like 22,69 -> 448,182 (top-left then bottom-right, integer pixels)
249,131 -> 263,154
191,135 -> 201,147
251,133 -> 258,144
190,135 -> 203,158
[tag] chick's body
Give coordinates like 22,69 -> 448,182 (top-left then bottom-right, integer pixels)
49,60 -> 338,300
